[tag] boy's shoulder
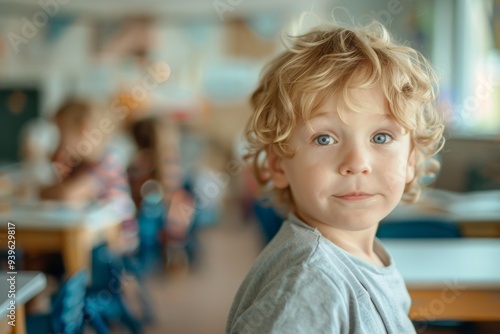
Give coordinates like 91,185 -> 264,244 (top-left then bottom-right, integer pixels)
265,214 -> 330,265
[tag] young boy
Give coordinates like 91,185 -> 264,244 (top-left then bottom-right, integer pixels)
226,22 -> 444,334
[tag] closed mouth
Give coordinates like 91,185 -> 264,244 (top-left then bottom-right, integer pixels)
334,193 -> 374,201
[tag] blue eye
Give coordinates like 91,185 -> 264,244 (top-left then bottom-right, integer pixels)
315,135 -> 334,145
372,133 -> 393,144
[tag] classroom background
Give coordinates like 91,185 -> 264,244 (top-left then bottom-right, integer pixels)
1,0 -> 500,333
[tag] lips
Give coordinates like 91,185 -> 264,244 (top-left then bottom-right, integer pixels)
334,192 -> 374,201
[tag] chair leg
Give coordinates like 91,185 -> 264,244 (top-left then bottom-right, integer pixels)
117,298 -> 142,334
136,284 -> 156,323
84,298 -> 110,334
122,256 -> 156,323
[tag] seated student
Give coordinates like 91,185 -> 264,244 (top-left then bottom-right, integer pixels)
127,117 -> 157,208
127,116 -> 197,264
226,22 -> 444,333
42,100 -> 137,249
39,99 -> 135,220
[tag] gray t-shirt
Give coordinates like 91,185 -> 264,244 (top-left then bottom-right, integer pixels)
226,213 -> 416,334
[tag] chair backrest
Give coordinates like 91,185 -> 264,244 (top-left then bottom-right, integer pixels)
253,199 -> 285,243
88,244 -> 142,334
90,244 -> 125,292
376,220 -> 462,239
51,270 -> 87,334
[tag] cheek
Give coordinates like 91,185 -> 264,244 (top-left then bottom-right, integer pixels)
380,156 -> 410,192
285,159 -> 327,193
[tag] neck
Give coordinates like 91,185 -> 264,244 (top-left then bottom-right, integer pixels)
294,212 -> 384,267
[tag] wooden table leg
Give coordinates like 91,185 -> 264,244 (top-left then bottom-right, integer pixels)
0,316 -> 13,334
0,306 -> 27,334
62,228 -> 90,277
12,305 -> 26,334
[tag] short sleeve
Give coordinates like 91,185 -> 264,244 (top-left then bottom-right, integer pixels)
228,264 -> 348,334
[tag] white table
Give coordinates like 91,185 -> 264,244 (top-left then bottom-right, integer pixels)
0,271 -> 47,334
384,189 -> 500,237
384,239 -> 500,321
0,200 -> 126,276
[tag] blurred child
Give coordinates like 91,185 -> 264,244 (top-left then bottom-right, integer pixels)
42,100 -> 136,250
40,99 -> 135,220
127,117 -> 157,208
127,116 -> 197,266
227,22 -> 444,333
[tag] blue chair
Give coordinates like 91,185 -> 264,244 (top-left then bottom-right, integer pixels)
376,219 -> 462,239
252,199 -> 284,244
377,219 -> 476,334
86,244 -> 143,334
136,178 -> 202,270
121,254 -> 157,324
136,191 -> 167,271
26,270 -> 109,334
82,298 -> 110,334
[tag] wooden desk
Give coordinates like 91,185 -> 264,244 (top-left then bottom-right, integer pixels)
384,189 -> 500,237
384,239 -> 500,321
0,271 -> 47,334
0,200 -> 125,276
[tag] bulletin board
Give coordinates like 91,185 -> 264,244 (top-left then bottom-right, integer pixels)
0,88 -> 40,163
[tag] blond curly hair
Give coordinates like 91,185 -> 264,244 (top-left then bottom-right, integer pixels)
245,22 -> 445,210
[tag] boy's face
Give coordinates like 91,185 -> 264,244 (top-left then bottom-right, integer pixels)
268,86 -> 415,233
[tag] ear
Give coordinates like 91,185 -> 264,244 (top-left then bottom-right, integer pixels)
266,147 -> 289,189
405,148 -> 416,184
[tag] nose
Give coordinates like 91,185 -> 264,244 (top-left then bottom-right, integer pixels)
338,145 -> 372,176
